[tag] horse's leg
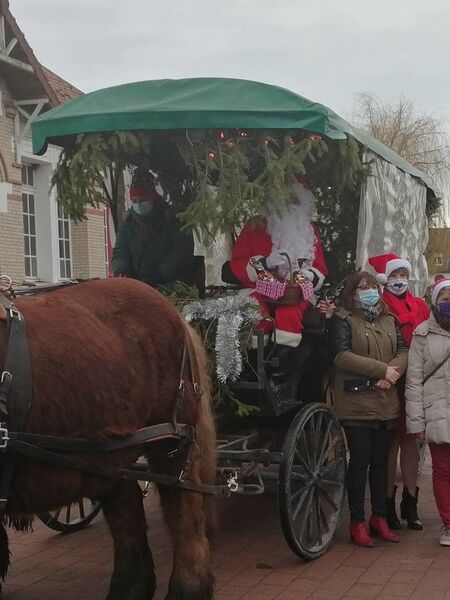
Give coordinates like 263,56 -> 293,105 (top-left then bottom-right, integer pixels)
158,483 -> 214,600
99,481 -> 155,600
0,521 -> 10,589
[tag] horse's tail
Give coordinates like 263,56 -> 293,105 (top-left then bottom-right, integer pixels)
186,324 -> 217,542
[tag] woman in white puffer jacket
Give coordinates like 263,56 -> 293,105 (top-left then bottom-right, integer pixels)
406,278 -> 450,546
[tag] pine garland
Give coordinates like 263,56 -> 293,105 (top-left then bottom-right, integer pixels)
51,128 -> 372,282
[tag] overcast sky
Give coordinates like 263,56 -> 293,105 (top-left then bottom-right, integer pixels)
10,0 -> 450,122
10,0 -> 450,220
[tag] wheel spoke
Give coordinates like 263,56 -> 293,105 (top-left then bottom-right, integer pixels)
296,486 -> 315,541
315,420 -> 333,468
294,449 -> 314,478
290,468 -> 309,484
313,412 -> 324,462
292,483 -> 313,521
314,488 -> 328,536
317,483 -> 339,511
320,456 -> 346,480
300,427 -> 313,468
314,489 -> 321,535
53,507 -> 62,521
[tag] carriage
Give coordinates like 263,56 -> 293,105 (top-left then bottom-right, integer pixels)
0,78 -> 436,598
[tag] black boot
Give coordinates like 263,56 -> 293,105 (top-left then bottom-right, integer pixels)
400,487 -> 423,530
269,345 -> 295,385
386,485 -> 401,530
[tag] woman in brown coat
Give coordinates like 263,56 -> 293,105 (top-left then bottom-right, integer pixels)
330,272 -> 408,547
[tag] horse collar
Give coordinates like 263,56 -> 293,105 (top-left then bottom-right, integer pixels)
0,292 -> 32,512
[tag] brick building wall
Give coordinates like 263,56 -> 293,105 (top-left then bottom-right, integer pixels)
0,75 -> 26,281
0,75 -> 108,283
71,209 -> 107,279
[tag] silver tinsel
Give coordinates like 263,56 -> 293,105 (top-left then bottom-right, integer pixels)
183,295 -> 260,383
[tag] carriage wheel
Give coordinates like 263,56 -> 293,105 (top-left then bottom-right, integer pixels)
279,402 -> 346,560
38,498 -> 101,534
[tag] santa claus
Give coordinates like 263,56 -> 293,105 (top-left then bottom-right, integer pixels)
222,177 -> 328,357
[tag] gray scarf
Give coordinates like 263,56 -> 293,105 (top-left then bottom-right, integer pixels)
355,301 -> 383,322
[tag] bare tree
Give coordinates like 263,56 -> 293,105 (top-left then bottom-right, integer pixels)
351,93 -> 450,204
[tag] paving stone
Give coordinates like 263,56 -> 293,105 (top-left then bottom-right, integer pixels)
1,455 -> 449,599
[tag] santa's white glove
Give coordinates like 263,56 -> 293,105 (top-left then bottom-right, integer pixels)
265,251 -> 288,269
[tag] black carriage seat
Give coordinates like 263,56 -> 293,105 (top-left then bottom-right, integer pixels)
220,260 -> 326,336
188,255 -> 206,296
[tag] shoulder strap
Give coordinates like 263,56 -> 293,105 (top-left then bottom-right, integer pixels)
422,348 -> 450,385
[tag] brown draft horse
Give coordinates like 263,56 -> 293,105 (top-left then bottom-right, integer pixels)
0,278 -> 216,600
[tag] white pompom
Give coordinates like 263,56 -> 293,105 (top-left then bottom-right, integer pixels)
375,273 -> 388,285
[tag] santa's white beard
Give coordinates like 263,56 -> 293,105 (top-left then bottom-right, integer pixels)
266,203 -> 315,267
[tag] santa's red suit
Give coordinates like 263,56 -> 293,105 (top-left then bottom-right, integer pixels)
229,182 -> 328,347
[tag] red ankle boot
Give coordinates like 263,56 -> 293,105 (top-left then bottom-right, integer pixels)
369,515 -> 400,543
349,521 -> 374,547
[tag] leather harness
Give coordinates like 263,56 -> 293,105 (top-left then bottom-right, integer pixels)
0,287 -> 218,512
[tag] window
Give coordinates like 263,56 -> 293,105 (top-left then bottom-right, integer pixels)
103,208 -> 110,276
436,254 -> 443,266
57,205 -> 72,279
22,164 -> 37,277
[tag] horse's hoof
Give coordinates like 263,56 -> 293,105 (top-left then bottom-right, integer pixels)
164,582 -> 214,600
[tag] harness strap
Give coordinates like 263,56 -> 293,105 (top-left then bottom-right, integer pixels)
172,324 -> 202,428
7,422 -> 194,453
11,439 -> 219,495
0,294 -> 31,511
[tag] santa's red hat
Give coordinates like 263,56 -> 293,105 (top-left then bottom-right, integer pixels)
432,278 -> 450,306
368,253 -> 412,285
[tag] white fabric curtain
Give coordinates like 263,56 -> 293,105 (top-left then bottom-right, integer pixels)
356,151 -> 429,295
194,231 -> 232,286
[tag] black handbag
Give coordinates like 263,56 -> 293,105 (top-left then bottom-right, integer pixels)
343,378 -> 377,393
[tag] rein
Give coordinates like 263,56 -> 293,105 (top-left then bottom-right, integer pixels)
0,287 -> 217,509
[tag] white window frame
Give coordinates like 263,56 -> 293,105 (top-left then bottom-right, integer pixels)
20,140 -> 71,283
103,208 -> 110,276
57,205 -> 72,280
22,164 -> 38,278
436,254 -> 443,266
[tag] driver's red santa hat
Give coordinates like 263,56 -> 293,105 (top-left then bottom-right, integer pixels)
129,187 -> 159,200
368,253 -> 412,285
130,167 -> 159,200
432,278 -> 450,306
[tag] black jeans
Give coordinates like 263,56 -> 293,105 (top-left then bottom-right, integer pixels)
344,424 -> 394,522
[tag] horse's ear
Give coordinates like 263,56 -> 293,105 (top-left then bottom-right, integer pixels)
0,304 -> 6,321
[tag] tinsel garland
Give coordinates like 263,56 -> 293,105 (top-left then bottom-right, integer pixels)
183,295 -> 260,383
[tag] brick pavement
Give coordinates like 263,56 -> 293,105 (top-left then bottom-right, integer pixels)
2,450 -> 450,600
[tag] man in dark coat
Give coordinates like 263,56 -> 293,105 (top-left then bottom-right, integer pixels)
111,172 -> 200,290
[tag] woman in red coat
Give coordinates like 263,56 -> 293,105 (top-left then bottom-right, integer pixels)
369,253 -> 430,531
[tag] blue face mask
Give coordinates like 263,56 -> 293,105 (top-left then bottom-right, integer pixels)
132,201 -> 153,216
358,289 -> 380,307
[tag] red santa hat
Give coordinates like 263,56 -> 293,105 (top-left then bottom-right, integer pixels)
431,278 -> 450,306
129,187 -> 159,201
368,253 -> 412,285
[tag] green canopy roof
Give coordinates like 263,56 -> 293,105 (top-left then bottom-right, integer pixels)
31,77 -> 433,189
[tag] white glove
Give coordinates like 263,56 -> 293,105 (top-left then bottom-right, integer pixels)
266,251 -> 288,269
